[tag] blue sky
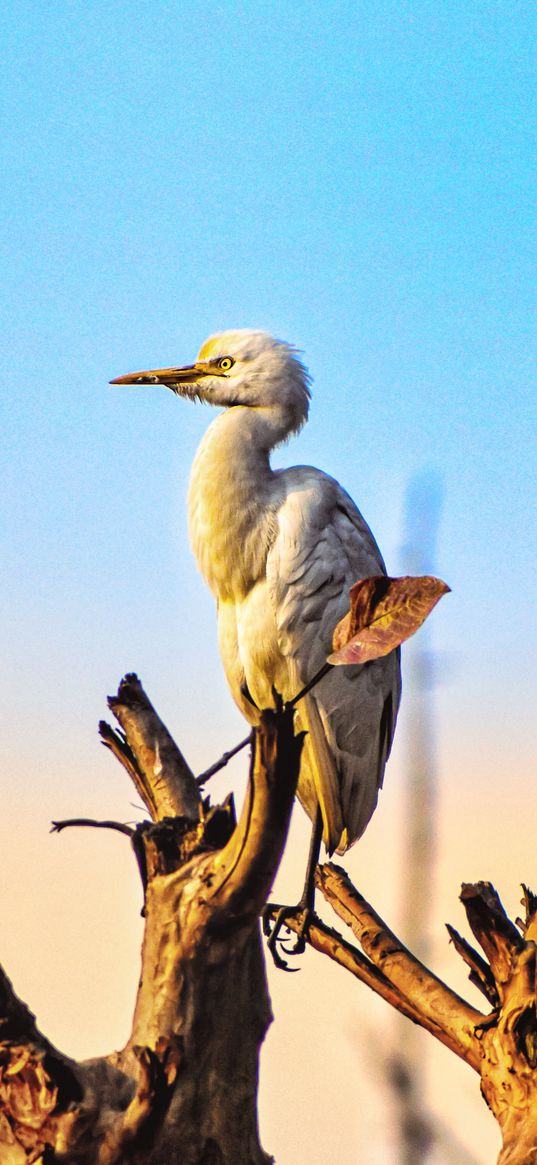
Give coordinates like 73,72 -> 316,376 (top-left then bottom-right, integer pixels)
1,3 -> 536,1160
3,0 -> 535,770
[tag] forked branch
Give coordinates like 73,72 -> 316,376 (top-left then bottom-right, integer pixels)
273,865 -> 537,1165
0,677 -> 301,1164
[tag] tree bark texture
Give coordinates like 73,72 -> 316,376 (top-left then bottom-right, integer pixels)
2,675 -> 537,1163
266,869 -> 537,1165
0,675 -> 302,1164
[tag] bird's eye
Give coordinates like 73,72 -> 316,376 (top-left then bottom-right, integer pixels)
218,356 -> 234,371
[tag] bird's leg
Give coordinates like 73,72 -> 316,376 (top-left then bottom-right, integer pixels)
263,806 -> 323,971
297,803 -> 324,914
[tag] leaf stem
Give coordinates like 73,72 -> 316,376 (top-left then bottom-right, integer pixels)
196,662 -> 334,785
197,734 -> 252,785
288,661 -> 333,706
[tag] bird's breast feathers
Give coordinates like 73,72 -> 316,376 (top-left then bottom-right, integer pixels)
190,438 -> 401,853
217,585 -> 289,716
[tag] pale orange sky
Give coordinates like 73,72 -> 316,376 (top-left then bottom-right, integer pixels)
2,692 -> 532,1163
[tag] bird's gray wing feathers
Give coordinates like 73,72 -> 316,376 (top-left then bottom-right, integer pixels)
267,467 -> 401,853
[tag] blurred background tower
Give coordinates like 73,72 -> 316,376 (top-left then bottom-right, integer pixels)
392,470 -> 443,1164
399,470 -> 443,960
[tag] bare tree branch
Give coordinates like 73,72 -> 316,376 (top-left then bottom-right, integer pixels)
461,882 -> 524,989
208,706 -> 304,923
317,863 -> 483,1068
3,676 -> 537,1164
102,673 -> 200,822
51,817 -> 134,837
446,924 -> 499,1006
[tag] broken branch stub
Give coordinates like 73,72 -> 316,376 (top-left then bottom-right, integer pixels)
102,672 -> 200,822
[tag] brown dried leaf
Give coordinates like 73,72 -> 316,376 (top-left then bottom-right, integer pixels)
328,575 -> 450,666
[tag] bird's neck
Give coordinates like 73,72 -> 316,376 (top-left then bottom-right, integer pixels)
188,407 -> 284,600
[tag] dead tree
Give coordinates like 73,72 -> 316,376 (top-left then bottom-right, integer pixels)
1,674 -> 536,1164
0,675 -> 303,1164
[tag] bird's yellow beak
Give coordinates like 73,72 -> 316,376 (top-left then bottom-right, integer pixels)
110,362 -> 212,388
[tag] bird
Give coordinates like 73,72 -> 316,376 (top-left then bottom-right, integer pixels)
111,330 -> 401,869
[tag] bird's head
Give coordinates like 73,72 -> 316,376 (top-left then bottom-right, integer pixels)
110,330 -> 311,436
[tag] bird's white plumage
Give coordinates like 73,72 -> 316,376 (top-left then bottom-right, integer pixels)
265,466 -> 400,851
137,330 -> 401,854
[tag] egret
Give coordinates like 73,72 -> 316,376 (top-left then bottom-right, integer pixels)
112,331 -> 401,936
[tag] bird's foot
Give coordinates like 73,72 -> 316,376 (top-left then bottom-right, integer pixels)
262,903 -> 313,971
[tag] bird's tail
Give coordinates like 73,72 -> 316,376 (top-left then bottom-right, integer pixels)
295,693 -> 343,855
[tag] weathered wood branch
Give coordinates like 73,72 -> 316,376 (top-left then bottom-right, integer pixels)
317,863 -> 483,1068
268,866 -> 537,1165
446,923 -> 499,1006
0,675 -> 303,1164
265,867 -> 483,1069
3,677 -> 537,1164
263,905 -> 461,1032
100,672 -> 200,821
460,882 -> 524,992
301,865 -> 537,1165
0,965 -> 85,1162
207,712 -> 304,921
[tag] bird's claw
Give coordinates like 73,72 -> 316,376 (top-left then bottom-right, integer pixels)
263,903 -> 312,971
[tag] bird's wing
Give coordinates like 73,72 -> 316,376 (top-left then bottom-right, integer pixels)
266,467 -> 401,853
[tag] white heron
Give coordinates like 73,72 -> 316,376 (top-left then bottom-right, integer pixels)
112,331 -> 401,923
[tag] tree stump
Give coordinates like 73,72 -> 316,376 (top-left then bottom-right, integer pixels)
0,675 -> 303,1164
